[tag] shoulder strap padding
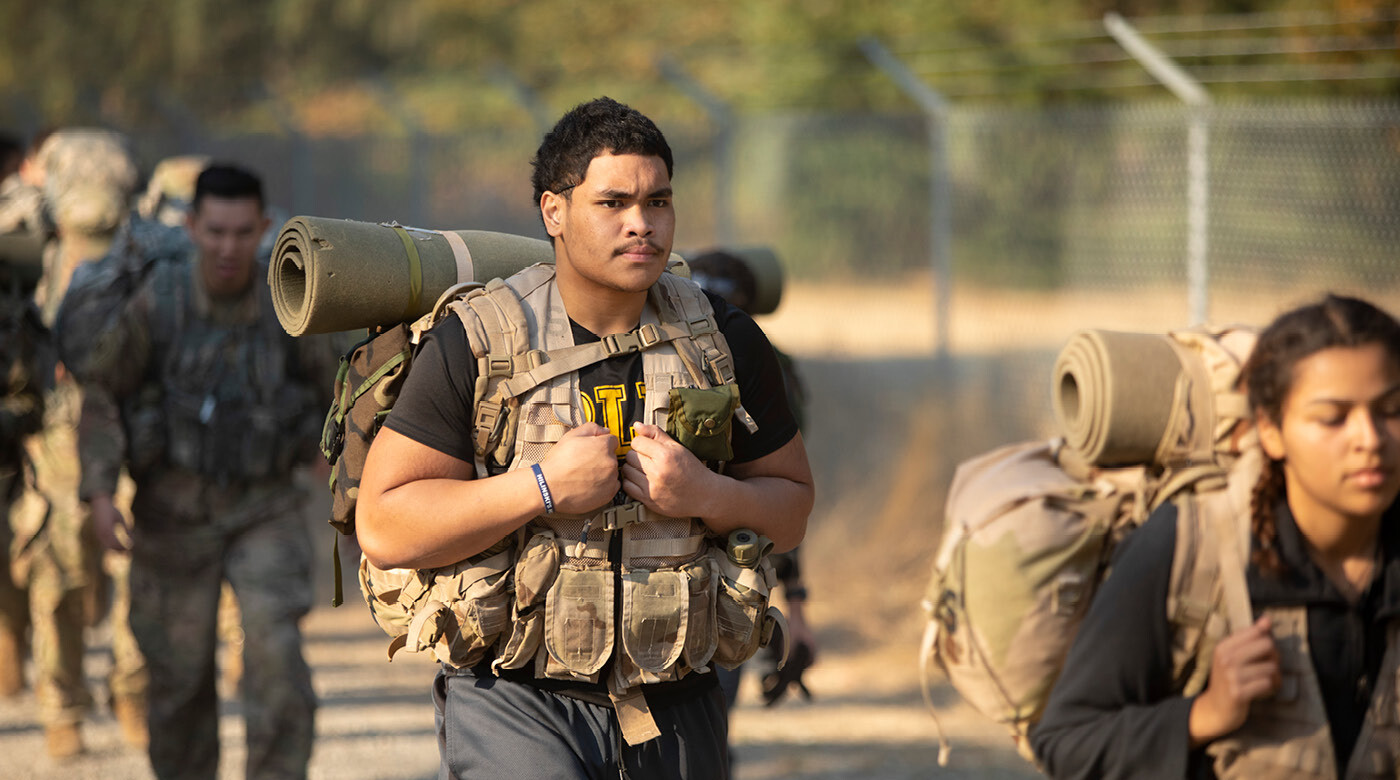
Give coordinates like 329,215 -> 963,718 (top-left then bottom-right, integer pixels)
451,266 -> 758,465
1165,444 -> 1261,695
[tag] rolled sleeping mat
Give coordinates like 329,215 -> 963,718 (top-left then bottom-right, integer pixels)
1051,330 -> 1185,467
270,217 -> 557,336
0,231 -> 47,290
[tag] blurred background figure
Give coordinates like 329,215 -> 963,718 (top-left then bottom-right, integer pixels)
0,129 -> 52,239
6,127 -> 149,760
137,155 -> 210,228
0,172 -> 50,705
688,248 -> 819,768
78,163 -> 330,780
0,134 -> 24,182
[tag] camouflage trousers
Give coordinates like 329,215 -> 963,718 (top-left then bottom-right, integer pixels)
0,478 -> 29,672
19,415 -> 147,726
128,477 -> 316,780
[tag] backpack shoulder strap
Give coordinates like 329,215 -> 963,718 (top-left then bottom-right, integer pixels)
651,272 -> 758,434
455,267 -> 761,466
1166,446 -> 1260,695
447,273 -> 537,466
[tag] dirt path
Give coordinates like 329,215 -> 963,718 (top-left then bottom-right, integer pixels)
0,280 -> 1072,779
0,590 -> 1036,780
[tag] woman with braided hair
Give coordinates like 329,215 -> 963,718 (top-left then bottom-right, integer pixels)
1032,293 -> 1400,779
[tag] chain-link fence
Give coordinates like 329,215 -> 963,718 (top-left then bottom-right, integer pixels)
124,97 -> 1400,321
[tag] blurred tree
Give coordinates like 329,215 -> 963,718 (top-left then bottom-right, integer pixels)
0,0 -> 1394,131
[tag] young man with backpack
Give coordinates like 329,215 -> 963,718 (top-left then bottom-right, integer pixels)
357,96 -> 814,779
78,164 -> 333,780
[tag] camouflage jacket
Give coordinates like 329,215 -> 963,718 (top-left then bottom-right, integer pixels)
79,250 -> 334,497
0,174 -> 49,236
0,292 -> 49,488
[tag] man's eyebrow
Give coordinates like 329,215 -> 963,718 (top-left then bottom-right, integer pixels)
596,186 -> 673,200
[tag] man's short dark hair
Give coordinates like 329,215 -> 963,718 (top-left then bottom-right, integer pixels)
193,163 -> 264,212
530,97 -> 673,209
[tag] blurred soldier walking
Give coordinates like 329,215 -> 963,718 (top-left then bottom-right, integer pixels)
0,220 -> 49,703
0,128 -> 51,706
688,249 -> 820,772
11,128 -> 149,759
79,163 -> 329,780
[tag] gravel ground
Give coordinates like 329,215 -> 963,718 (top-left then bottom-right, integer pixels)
0,284 -> 1057,779
0,591 -> 1037,780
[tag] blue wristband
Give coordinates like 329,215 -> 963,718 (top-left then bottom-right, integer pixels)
531,463 -> 555,515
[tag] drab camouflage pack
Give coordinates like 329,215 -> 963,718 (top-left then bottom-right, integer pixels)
320,282 -> 479,607
921,325 -> 1259,765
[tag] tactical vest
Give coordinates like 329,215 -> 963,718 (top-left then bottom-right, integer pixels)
144,259 -> 316,483
1170,477 -> 1400,779
373,263 -> 782,745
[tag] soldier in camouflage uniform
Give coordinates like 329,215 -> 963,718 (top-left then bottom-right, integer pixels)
12,128 -> 147,759
80,163 -> 329,780
0,128 -> 51,702
0,255 -> 48,701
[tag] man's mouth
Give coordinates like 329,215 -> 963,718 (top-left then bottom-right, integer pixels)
617,243 -> 659,260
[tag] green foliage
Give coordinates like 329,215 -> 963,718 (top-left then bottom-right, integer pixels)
5,0 -> 1396,131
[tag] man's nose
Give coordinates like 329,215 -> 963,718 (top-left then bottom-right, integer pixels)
624,205 -> 652,237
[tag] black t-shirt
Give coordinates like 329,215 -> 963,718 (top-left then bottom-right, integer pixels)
383,284 -> 798,701
386,287 -> 798,466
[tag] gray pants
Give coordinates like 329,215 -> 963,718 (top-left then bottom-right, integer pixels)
434,667 -> 729,780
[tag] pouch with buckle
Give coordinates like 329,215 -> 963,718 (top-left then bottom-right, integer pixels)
666,384 -> 739,462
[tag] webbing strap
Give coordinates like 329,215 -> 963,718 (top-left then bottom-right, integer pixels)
400,599 -> 446,657
438,230 -> 474,283
610,688 -> 662,745
497,321 -> 699,400
1211,489 -> 1255,633
918,616 -> 953,766
351,348 -> 410,409
622,535 -> 704,560
562,538 -> 610,560
331,535 -> 344,608
391,226 -> 424,321
1214,391 -> 1250,423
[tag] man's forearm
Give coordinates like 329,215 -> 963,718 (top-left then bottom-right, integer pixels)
695,472 -> 811,554
358,468 -> 546,570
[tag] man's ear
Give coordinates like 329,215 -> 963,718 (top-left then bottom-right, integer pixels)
1257,413 -> 1286,461
540,191 -> 566,239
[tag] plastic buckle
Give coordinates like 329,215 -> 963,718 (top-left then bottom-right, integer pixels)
687,316 -> 714,335
603,502 -> 643,531
474,401 -> 505,454
525,349 -> 548,369
319,417 -> 344,463
486,355 -> 513,378
603,331 -> 642,355
637,323 -> 662,348
705,350 -> 736,384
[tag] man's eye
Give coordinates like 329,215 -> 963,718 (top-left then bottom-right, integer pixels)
599,200 -> 620,208
648,199 -> 671,208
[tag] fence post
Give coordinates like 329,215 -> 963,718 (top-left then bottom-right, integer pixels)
657,56 -> 735,247
859,38 -> 952,360
368,80 -> 429,226
1105,12 -> 1213,325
